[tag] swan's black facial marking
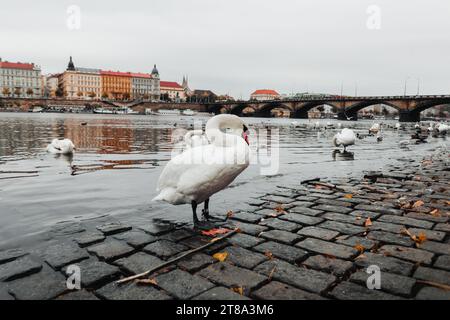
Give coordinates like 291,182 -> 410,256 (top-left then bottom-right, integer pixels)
243,124 -> 249,132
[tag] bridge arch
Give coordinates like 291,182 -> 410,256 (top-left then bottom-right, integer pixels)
230,104 -> 252,116
256,103 -> 294,117
292,101 -> 340,118
340,100 -> 401,120
411,98 -> 450,115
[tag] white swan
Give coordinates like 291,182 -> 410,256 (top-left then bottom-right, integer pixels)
369,123 -> 381,134
332,128 -> 356,151
437,123 -> 449,133
153,114 -> 250,224
46,138 -> 75,155
183,130 -> 209,149
395,123 -> 401,130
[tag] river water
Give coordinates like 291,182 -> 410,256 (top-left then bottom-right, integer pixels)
0,112 -> 447,248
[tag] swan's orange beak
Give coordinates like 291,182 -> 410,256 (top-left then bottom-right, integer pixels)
243,131 -> 249,145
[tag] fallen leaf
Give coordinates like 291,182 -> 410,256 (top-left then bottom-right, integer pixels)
136,278 -> 158,286
268,267 -> 277,281
274,205 -> 286,214
430,208 -> 441,217
264,251 -> 274,260
226,210 -> 234,218
354,244 -> 365,254
201,228 -> 231,237
213,251 -> 228,262
416,232 -> 427,245
402,228 -> 427,246
231,287 -> 244,295
364,217 -> 373,227
344,194 -> 353,199
412,200 -> 425,208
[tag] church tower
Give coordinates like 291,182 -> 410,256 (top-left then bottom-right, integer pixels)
67,56 -> 75,71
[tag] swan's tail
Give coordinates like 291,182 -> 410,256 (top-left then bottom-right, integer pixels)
152,188 -> 181,204
332,135 -> 339,147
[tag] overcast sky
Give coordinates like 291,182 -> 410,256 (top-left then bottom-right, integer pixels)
1,0 -> 449,98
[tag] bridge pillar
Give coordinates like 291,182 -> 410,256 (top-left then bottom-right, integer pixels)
399,111 -> 420,122
292,109 -> 308,119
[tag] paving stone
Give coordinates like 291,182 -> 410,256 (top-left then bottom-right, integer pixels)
226,221 -> 268,236
254,259 -> 336,294
339,197 -> 372,205
295,195 -> 319,202
354,204 -> 403,216
231,212 -> 263,223
113,230 -> 157,248
96,222 -> 132,235
259,229 -> 301,245
74,232 -> 105,247
193,286 -> 250,300
279,213 -> 324,226
354,252 -> 414,276
197,262 -> 266,292
0,257 -> 42,282
160,229 -> 195,242
414,266 -> 450,286
434,223 -> 450,232
296,238 -> 358,259
369,221 -> 404,234
96,282 -> 172,300
253,241 -> 308,263
57,290 -> 99,300
289,206 -> 323,216
49,222 -> 86,237
228,233 -> 265,248
378,215 -> 434,229
177,253 -> 215,272
302,255 -> 353,277
329,281 -> 401,300
0,288 -> 13,300
222,246 -> 267,269
407,228 -> 446,242
335,236 -> 376,250
297,226 -> 339,241
307,192 -> 337,198
260,195 -> 295,204
247,199 -> 267,207
259,218 -> 300,232
252,281 -> 325,300
319,221 -> 366,235
114,252 -> 163,274
180,237 -> 229,255
350,270 -> 416,297
322,212 -> 365,226
380,245 -> 434,265
155,269 -> 214,300
262,202 -> 295,210
349,210 -> 381,219
289,201 -> 315,208
0,248 -> 28,265
87,240 -> 135,261
139,223 -> 175,236
7,267 -> 67,300
143,240 -> 188,259
315,198 -> 353,208
415,286 -> 450,300
367,231 -> 414,247
312,204 -> 353,214
62,259 -> 120,287
405,212 -> 448,223
420,241 -> 450,255
38,242 -> 90,270
253,208 -> 281,217
434,255 -> 450,271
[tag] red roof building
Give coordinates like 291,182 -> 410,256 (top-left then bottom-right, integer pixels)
160,81 -> 186,101
250,89 -> 280,101
0,61 -> 35,70
160,81 -> 183,89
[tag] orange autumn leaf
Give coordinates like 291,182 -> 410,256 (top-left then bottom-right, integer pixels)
344,194 -> 353,199
364,217 -> 373,227
430,208 -> 441,217
274,205 -> 286,214
412,200 -> 425,208
213,252 -> 228,262
201,228 -> 231,237
416,232 -> 427,245
264,251 -> 274,260
226,210 -> 234,218
231,287 -> 244,295
354,244 -> 365,254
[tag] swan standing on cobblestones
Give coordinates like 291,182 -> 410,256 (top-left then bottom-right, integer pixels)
153,114 -> 250,225
46,138 -> 75,155
332,128 -> 356,151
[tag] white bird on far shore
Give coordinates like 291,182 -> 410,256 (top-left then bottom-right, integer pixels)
369,123 -> 381,134
332,128 -> 356,151
46,138 -> 75,155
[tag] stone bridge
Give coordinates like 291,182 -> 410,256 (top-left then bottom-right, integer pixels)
203,95 -> 450,122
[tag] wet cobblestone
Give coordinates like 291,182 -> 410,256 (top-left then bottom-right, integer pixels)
1,152 -> 448,300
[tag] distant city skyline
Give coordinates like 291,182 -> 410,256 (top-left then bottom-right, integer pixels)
1,0 -> 450,98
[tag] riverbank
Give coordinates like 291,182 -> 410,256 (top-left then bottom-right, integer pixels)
0,150 -> 449,300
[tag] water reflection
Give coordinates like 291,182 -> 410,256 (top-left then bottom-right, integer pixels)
332,150 -> 355,161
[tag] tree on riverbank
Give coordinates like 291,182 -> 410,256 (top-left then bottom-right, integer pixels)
26,88 -> 34,97
2,88 -> 11,97
14,88 -> 21,97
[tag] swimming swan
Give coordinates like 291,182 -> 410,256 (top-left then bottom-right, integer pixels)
46,138 -> 75,155
332,128 -> 356,151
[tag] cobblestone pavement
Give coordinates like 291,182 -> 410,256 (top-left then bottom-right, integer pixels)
0,152 -> 449,300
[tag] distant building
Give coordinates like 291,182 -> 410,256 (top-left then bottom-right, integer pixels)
100,70 -> 132,100
250,89 -> 280,101
131,67 -> 160,101
58,57 -> 102,99
189,89 -> 218,103
0,58 -> 42,98
160,81 -> 186,102
45,74 -> 60,97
